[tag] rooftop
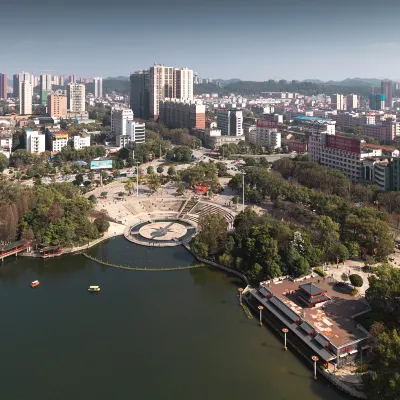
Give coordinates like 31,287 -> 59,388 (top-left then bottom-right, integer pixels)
295,116 -> 332,122
299,283 -> 325,296
261,275 -> 369,348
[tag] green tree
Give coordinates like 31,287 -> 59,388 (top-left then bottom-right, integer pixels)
176,182 -> 186,195
156,166 -> 164,175
146,174 -> 161,193
167,166 -> 176,176
147,166 -> 154,175
124,180 -> 134,195
364,329 -> 400,400
349,274 -> 363,287
312,216 -> 340,261
0,153 -> 9,172
94,218 -> 110,234
196,213 -> 228,256
345,241 -> 360,258
190,236 -> 209,258
341,273 -> 349,283
88,194 -> 97,205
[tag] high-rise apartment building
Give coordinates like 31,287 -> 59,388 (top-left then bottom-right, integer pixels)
346,94 -> 359,110
69,75 -> 76,84
47,94 -> 67,118
331,94 -> 345,111
217,109 -> 243,136
19,81 -> 33,115
111,109 -> 134,136
174,68 -> 193,100
93,77 -> 103,98
149,64 -> 194,119
249,120 -> 281,149
40,74 -> 52,105
67,83 -> 85,113
130,70 -> 150,119
53,75 -> 59,85
381,80 -> 392,108
0,73 -> 7,99
60,75 -> 66,86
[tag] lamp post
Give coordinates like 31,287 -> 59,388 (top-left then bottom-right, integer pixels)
312,355 -> 319,381
135,161 -> 140,197
258,305 -> 263,326
282,328 -> 289,351
242,172 -> 246,212
238,288 -> 243,306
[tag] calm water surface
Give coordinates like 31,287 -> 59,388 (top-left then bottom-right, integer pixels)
0,237 -> 348,400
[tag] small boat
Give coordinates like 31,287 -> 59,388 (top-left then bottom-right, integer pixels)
31,280 -> 40,288
88,285 -> 100,292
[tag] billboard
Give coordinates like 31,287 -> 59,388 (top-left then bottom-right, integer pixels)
90,160 -> 113,170
325,135 -> 361,154
288,141 -> 307,153
256,120 -> 277,129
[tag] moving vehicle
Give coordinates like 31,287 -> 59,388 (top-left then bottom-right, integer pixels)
88,285 -> 100,292
31,280 -> 40,288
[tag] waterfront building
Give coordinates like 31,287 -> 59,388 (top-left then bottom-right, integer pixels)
130,70 -> 150,119
47,93 -> 67,118
247,277 -> 370,368
93,77 -> 103,98
0,73 -> 7,100
19,81 -> 33,115
381,80 -> 392,108
159,98 -> 205,130
216,109 -> 243,136
67,83 -> 85,113
26,130 -> 45,153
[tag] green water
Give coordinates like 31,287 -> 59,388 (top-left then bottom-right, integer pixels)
0,237 -> 349,400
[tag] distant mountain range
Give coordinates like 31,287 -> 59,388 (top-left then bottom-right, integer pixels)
303,78 -> 386,87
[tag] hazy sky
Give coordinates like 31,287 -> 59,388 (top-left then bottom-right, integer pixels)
2,0 -> 400,81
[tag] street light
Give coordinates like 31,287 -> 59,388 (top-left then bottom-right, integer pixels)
238,288 -> 243,305
311,355 -> 319,380
282,328 -> 289,351
242,171 -> 246,212
258,305 -> 264,326
135,161 -> 140,197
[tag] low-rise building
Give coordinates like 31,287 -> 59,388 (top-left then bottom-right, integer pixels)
249,120 -> 281,149
159,99 -> 205,130
116,121 -> 145,148
26,130 -> 45,153
73,133 -> 91,149
51,132 -> 69,152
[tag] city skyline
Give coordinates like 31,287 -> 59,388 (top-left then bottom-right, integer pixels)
1,0 -> 400,81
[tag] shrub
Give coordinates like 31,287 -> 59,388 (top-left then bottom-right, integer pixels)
350,288 -> 359,297
314,267 -> 326,277
349,274 -> 363,287
356,364 -> 369,373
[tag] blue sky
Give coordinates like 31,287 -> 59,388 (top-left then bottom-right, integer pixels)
1,0 -> 400,81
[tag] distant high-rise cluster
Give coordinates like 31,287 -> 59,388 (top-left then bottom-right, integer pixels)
130,64 -> 193,121
381,80 -> 393,108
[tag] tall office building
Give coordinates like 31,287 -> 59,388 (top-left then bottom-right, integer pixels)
130,70 -> 150,119
47,93 -> 67,118
67,83 -> 85,113
148,64 -> 194,119
40,74 -> 52,105
0,73 -> 7,99
19,81 -> 33,115
93,77 -> 103,98
217,109 -> 243,136
381,80 -> 393,108
13,74 -> 19,97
